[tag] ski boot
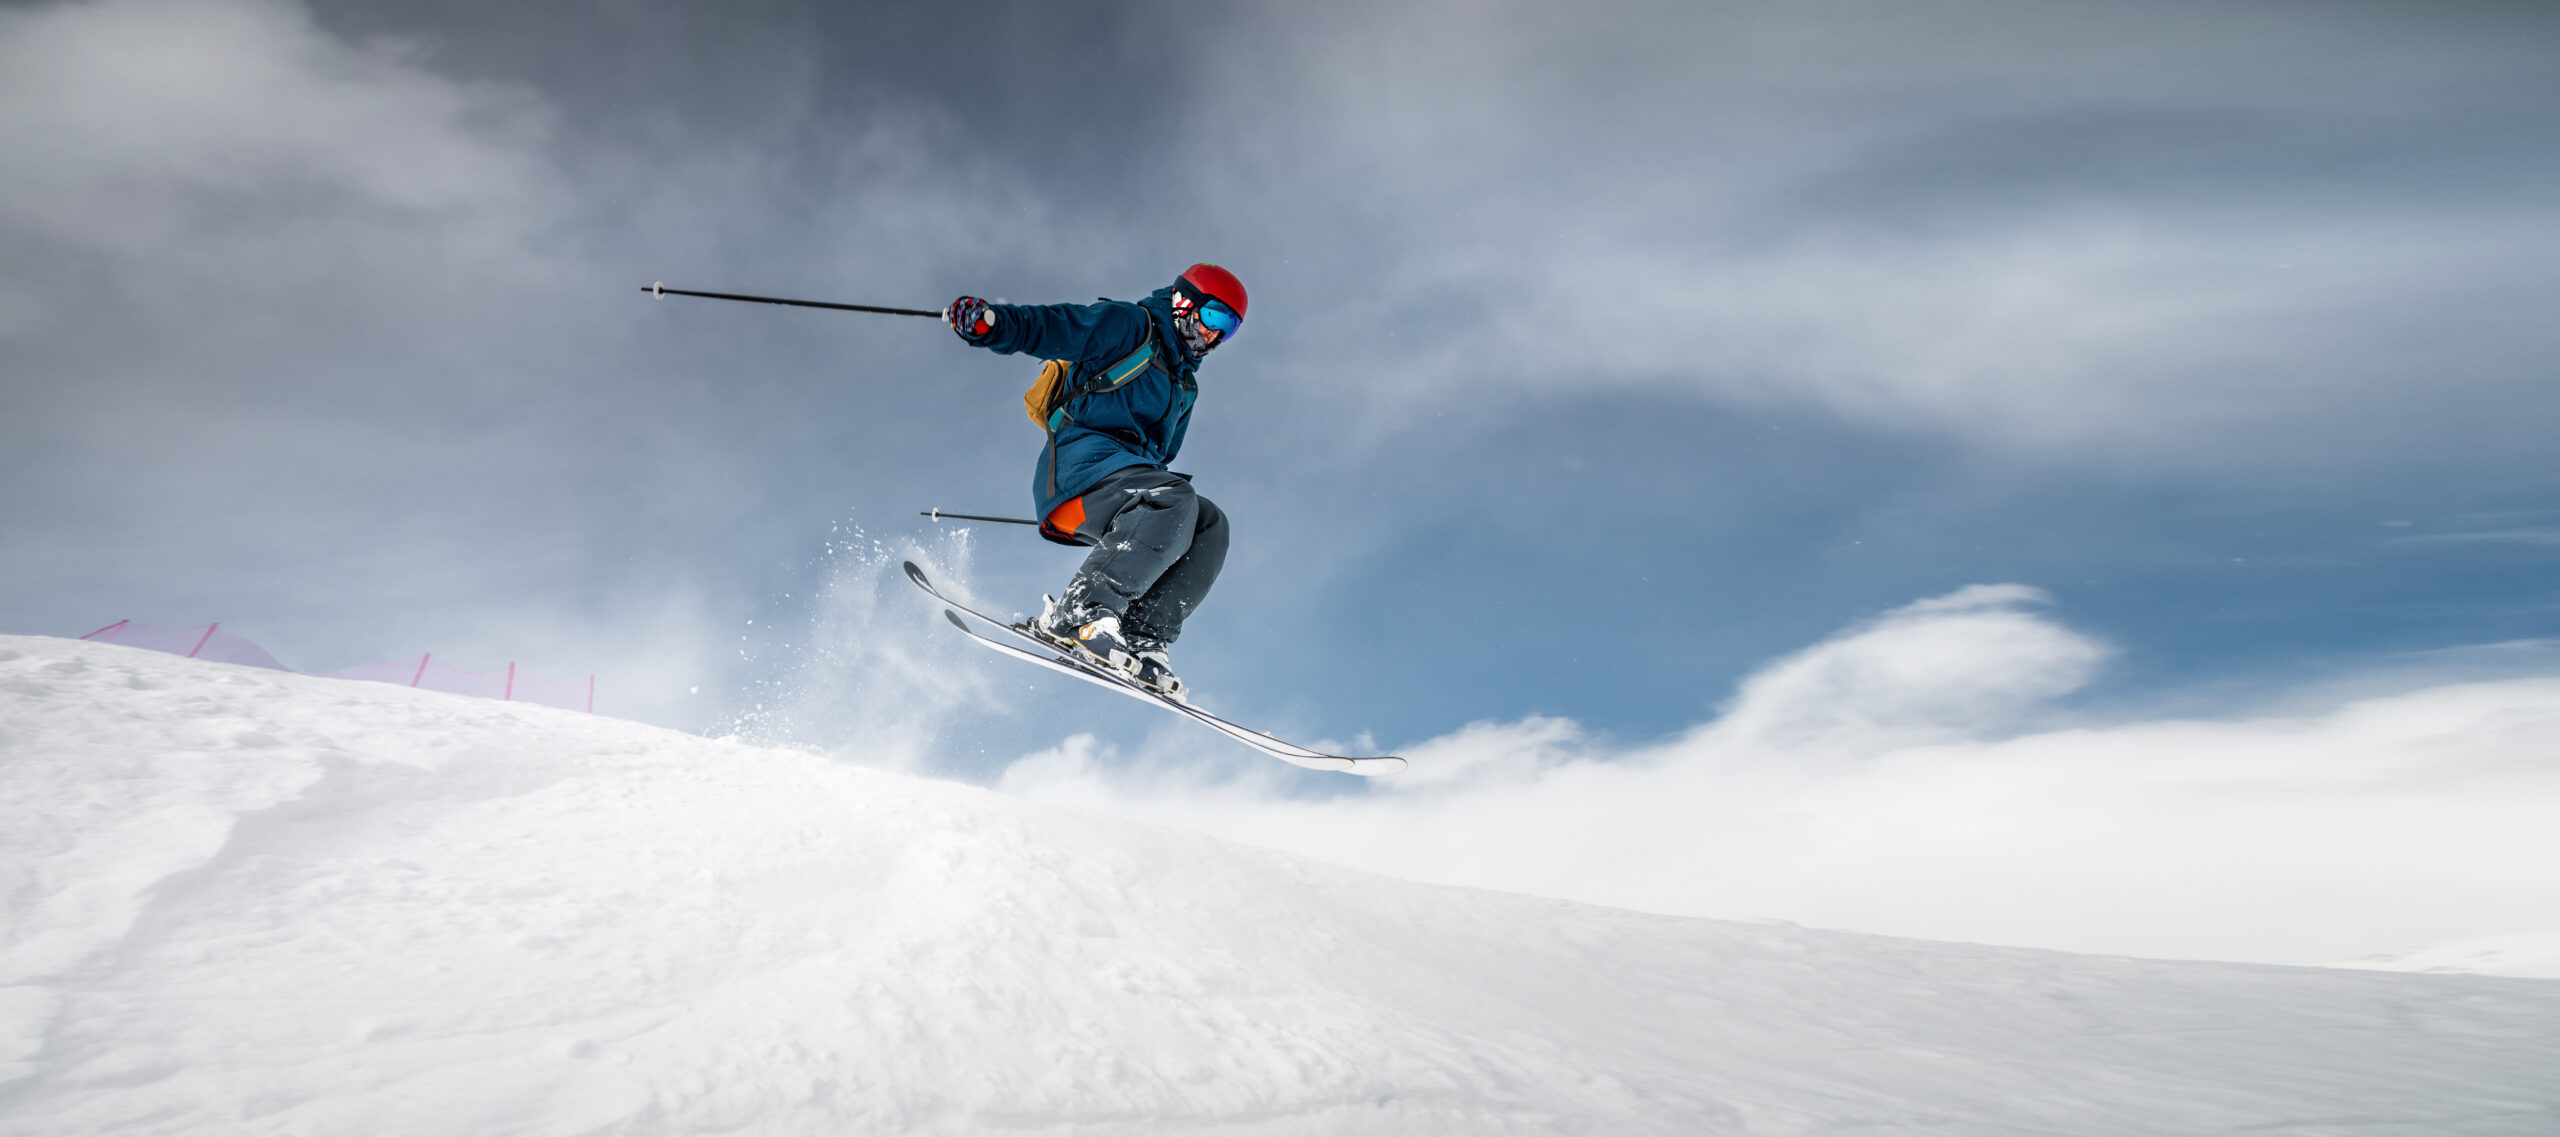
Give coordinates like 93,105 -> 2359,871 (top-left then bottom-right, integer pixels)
1130,648 -> 1187,704
1030,597 -> 1142,679
1030,596 -> 1185,701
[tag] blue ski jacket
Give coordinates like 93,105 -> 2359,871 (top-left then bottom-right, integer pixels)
961,286 -> 1202,543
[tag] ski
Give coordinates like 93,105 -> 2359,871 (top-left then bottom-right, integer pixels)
932,613 -> 1366,769
902,561 -> 1405,775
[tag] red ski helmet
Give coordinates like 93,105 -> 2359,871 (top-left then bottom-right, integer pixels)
1176,263 -> 1247,317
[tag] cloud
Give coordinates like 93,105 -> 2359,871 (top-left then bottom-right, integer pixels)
1702,583 -> 2104,751
2395,512 -> 2560,548
0,0 -> 1150,735
0,0 -> 576,493
7,0 -> 2554,753
997,584 -> 2560,966
0,0 -> 559,302
1185,0 -> 2560,459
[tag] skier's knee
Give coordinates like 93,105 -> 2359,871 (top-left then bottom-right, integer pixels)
1192,497 -> 1229,549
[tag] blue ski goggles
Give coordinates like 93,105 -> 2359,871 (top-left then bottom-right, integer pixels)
1197,298 -> 1242,339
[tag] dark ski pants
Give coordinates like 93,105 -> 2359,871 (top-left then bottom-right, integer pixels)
1055,466 -> 1227,648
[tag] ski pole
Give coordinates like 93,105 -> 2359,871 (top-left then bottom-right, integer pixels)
920,509 -> 1039,527
643,282 -> 941,318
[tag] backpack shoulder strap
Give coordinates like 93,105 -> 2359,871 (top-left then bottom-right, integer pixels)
1085,301 -> 1163,391
1046,302 -> 1165,430
1089,335 -> 1158,392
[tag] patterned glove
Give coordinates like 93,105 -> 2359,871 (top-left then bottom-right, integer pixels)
945,296 -> 996,341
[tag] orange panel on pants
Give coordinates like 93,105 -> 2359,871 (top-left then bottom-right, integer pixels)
1041,495 -> 1091,545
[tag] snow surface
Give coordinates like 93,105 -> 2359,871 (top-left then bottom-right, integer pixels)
4,634 -> 2558,1136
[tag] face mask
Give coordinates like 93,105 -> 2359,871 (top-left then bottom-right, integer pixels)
1172,290 -> 1239,353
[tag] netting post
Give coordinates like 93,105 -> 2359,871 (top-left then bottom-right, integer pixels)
411,653 -> 431,687
186,623 -> 220,659
79,620 -> 129,640
586,675 -> 596,714
505,662 -> 516,701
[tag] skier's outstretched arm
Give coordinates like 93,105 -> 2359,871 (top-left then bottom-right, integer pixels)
945,297 -> 1146,363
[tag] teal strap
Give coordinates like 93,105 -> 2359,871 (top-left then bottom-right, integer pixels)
1095,339 -> 1155,390
1052,312 -> 1165,434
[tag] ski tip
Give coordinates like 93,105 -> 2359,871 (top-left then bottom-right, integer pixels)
902,560 -> 931,589
1346,756 -> 1408,776
943,609 -> 969,631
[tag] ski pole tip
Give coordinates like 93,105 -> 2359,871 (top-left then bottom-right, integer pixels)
648,281 -> 664,298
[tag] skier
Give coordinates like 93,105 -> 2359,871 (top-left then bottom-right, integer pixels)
942,263 -> 1248,702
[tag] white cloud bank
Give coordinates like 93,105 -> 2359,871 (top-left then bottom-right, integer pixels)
2337,928 -> 2560,980
999,585 -> 2560,967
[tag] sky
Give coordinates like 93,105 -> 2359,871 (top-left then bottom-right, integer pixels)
4,0 -> 2557,962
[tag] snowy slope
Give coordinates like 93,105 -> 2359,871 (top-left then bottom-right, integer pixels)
3,635 -> 2557,1136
